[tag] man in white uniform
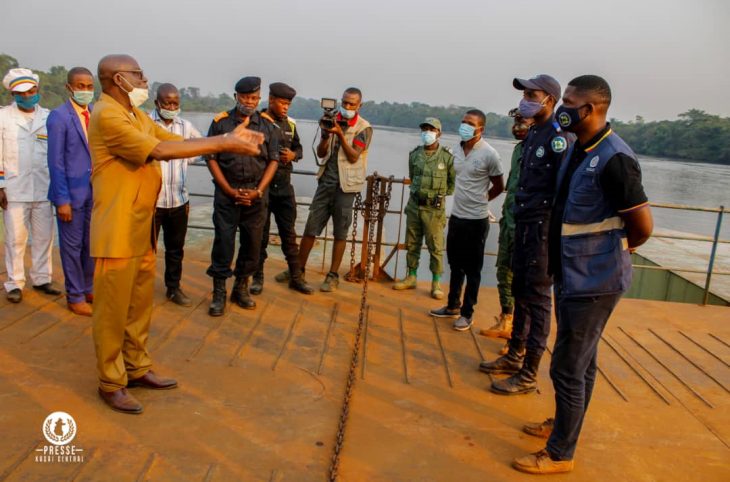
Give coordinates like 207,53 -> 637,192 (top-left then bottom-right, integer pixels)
0,68 -> 61,303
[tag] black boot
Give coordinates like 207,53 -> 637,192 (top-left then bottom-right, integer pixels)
231,277 -> 256,310
208,278 -> 227,317
490,350 -> 542,395
250,271 -> 264,295
289,268 -> 314,295
479,340 -> 525,375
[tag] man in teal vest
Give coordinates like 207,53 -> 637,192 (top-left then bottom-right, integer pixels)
393,117 -> 455,299
480,108 -> 533,350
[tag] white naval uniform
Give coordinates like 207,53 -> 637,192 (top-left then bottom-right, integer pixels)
0,103 -> 54,292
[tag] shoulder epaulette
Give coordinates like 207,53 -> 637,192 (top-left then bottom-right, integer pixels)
260,111 -> 276,124
213,111 -> 229,123
442,145 -> 454,155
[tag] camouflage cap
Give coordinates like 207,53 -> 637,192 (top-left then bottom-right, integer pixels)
419,117 -> 442,131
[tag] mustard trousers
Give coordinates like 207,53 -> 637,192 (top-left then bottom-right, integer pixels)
92,250 -> 155,392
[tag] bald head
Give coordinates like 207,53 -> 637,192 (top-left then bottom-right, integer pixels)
97,54 -> 148,92
97,54 -> 149,107
156,83 -> 178,100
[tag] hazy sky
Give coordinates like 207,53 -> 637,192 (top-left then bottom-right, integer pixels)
1,0 -> 727,121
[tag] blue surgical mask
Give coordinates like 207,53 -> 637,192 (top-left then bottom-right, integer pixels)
518,96 -> 549,118
458,123 -> 476,141
339,105 -> 356,120
556,104 -> 588,132
14,93 -> 40,110
72,90 -> 94,106
421,130 -> 438,146
159,108 -> 180,120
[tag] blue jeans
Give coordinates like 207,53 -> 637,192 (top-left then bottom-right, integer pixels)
547,289 -> 622,461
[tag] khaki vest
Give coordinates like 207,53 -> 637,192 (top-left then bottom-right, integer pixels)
316,115 -> 370,193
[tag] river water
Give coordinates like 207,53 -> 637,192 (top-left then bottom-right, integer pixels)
183,113 -> 730,283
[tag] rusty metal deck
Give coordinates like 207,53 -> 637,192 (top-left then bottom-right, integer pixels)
0,242 -> 728,481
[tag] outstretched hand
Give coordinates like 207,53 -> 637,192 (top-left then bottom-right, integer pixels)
227,123 -> 264,156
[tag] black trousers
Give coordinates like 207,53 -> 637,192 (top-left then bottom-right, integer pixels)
257,185 -> 301,274
207,187 -> 266,280
154,202 -> 189,289
446,216 -> 489,318
547,290 -> 622,461
510,219 -> 553,357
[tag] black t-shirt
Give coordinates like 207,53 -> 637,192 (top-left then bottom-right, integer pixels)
548,124 -> 648,279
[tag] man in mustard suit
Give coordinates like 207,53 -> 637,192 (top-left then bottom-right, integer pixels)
89,54 -> 263,414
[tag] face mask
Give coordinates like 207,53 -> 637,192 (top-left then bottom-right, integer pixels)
339,105 -> 356,120
421,131 -> 438,146
159,108 -> 180,120
518,96 -> 549,118
117,75 -> 149,108
556,104 -> 588,132
72,90 -> 94,106
236,102 -> 255,117
14,93 -> 40,110
458,123 -> 476,141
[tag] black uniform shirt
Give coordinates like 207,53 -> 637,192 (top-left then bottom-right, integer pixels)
513,115 -> 574,221
548,124 -> 649,280
206,109 -> 280,187
261,108 -> 302,194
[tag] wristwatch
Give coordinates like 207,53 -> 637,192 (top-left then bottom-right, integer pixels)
256,188 -> 264,198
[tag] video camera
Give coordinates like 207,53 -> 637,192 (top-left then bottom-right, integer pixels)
319,98 -> 347,130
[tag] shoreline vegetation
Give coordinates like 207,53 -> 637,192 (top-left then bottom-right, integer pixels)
2,54 -> 728,165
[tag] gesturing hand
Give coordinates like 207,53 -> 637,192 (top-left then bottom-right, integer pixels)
226,123 -> 265,156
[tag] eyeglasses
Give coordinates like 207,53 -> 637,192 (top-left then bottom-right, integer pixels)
117,69 -> 145,79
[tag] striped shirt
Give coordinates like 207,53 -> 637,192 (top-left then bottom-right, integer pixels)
149,110 -> 202,208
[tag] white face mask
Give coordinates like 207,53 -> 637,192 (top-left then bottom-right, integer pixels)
339,105 -> 356,120
118,74 -> 149,108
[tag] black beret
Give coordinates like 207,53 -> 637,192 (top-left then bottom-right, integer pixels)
235,76 -> 261,94
269,82 -> 296,100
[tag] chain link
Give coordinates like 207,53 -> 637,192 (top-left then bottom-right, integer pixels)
348,192 -> 362,282
328,177 -> 382,481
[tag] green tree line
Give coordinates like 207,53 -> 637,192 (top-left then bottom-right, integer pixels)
2,54 -> 729,164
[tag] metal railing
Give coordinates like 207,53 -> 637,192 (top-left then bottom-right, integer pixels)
187,165 -> 728,306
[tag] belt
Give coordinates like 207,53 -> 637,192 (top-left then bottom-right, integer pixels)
417,196 -> 444,208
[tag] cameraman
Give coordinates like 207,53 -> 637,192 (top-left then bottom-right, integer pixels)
277,87 -> 372,292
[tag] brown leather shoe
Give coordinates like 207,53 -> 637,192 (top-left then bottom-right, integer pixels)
85,293 -> 94,304
127,370 -> 178,390
512,449 -> 574,474
98,387 -> 143,414
523,418 -> 554,439
68,301 -> 92,317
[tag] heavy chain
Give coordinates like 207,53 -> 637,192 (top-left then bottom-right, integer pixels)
328,177 -> 380,481
381,175 -> 394,219
347,192 -> 362,282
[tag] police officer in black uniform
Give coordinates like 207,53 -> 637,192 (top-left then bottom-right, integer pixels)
481,74 -> 573,395
205,76 -> 280,316
251,83 -> 313,295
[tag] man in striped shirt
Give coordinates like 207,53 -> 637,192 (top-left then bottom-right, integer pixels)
150,83 -> 201,306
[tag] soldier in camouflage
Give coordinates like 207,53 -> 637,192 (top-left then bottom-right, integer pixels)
480,108 -> 534,352
393,117 -> 455,299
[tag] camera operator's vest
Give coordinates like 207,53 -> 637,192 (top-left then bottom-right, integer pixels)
317,115 -> 370,193
557,129 -> 636,297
